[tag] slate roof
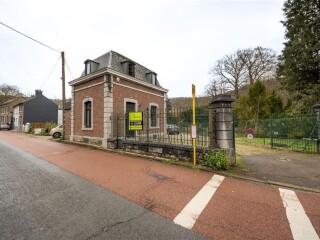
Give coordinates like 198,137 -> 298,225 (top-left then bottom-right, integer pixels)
0,97 -> 19,105
80,50 -> 163,88
1,97 -> 27,107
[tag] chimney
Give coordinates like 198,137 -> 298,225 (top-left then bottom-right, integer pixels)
35,89 -> 43,97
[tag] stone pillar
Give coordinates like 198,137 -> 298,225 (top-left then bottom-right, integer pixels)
209,94 -> 234,149
103,74 -> 113,148
209,94 -> 235,165
313,103 -> 320,154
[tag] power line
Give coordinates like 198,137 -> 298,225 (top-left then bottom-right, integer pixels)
65,59 -> 74,79
0,21 -> 61,53
39,55 -> 61,89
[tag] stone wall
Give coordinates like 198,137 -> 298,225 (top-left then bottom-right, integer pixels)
117,139 -> 207,163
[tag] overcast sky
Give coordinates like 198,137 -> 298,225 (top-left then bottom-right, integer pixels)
0,0 -> 285,99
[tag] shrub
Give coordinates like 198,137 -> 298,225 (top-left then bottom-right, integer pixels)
28,123 -> 34,134
27,122 -> 57,136
44,121 -> 57,134
204,150 -> 229,171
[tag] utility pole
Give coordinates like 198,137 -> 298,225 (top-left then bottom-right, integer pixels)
61,51 -> 66,139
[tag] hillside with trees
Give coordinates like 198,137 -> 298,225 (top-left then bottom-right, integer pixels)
169,78 -> 289,109
0,84 -> 24,104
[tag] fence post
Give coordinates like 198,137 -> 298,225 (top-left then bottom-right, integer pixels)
116,114 -> 119,148
313,103 -> 320,154
146,108 -> 150,142
270,114 -> 273,149
232,109 -> 236,165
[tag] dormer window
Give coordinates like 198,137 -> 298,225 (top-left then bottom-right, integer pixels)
122,61 -> 135,77
128,62 -> 135,77
84,60 -> 99,75
146,72 -> 157,85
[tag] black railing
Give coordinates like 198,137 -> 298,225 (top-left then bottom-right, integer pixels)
110,107 -> 209,148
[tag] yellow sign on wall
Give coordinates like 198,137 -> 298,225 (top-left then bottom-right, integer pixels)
129,112 -> 143,130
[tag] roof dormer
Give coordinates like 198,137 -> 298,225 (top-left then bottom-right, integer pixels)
121,61 -> 135,77
146,72 -> 157,85
84,59 -> 99,75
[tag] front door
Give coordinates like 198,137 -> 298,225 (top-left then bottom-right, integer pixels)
125,102 -> 136,138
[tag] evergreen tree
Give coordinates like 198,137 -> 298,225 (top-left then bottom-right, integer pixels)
277,0 -> 320,112
268,90 -> 283,115
235,81 -> 284,132
235,81 -> 269,121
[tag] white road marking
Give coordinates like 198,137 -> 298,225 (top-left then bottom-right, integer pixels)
279,188 -> 319,240
174,174 -> 225,229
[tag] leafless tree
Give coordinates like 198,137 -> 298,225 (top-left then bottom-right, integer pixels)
239,47 -> 277,85
208,50 -> 246,99
204,79 -> 227,96
207,47 -> 278,99
0,84 -> 24,103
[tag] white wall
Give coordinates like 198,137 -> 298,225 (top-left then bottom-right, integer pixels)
58,109 -> 63,125
13,106 -> 19,130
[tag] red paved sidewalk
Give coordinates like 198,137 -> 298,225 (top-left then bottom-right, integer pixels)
1,131 -> 319,239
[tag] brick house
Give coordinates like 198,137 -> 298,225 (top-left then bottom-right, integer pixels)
0,97 -> 26,127
68,50 -> 168,148
13,90 -> 58,131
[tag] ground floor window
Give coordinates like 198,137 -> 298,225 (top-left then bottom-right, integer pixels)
149,103 -> 159,128
82,98 -> 93,130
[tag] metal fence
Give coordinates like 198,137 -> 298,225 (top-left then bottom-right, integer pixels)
235,114 -> 319,153
111,107 -> 209,148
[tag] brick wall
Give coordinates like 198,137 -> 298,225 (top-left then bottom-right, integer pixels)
112,75 -> 166,138
113,76 -> 165,114
70,73 -> 167,147
73,76 -> 104,138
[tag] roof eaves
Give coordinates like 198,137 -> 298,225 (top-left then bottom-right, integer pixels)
69,67 -> 168,93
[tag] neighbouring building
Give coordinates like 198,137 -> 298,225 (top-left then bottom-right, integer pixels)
64,101 -> 71,136
0,97 -> 26,127
68,50 -> 168,148
13,90 -> 58,131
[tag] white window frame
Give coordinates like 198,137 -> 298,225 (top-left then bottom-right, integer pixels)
86,62 -> 91,75
149,103 -> 159,129
151,74 -> 156,85
82,97 -> 93,130
123,98 -> 138,113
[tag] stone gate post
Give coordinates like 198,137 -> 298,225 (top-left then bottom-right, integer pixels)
208,94 -> 235,165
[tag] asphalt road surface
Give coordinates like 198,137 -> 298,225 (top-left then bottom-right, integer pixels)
0,140 -> 206,240
0,131 -> 319,240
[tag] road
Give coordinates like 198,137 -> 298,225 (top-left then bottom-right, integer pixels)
0,131 -> 319,239
0,136 -> 206,240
